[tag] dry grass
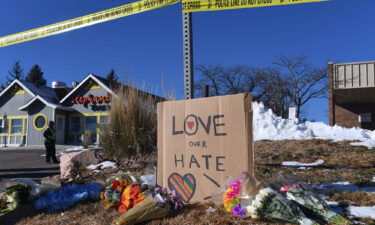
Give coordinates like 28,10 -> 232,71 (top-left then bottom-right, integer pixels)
329,191 -> 375,206
255,139 -> 375,185
1,139 -> 374,225
100,85 -> 158,160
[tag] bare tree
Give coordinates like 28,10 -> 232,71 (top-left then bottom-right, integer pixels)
273,55 -> 327,119
254,67 -> 291,117
195,55 -> 327,119
195,65 -> 224,96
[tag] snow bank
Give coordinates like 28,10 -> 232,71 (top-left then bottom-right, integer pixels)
253,102 -> 375,148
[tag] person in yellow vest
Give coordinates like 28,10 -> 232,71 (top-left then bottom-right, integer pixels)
43,121 -> 59,164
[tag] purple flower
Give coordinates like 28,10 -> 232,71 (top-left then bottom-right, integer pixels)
231,204 -> 246,218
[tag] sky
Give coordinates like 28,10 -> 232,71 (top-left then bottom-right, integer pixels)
0,0 -> 374,123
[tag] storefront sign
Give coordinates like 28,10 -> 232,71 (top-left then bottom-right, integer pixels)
71,93 -> 111,105
157,93 -> 254,203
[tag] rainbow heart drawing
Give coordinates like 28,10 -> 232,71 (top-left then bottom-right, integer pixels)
168,173 -> 196,203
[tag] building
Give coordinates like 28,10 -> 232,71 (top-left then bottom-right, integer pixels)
0,74 -> 159,146
328,61 -> 375,130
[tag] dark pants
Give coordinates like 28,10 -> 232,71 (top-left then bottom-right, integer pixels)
45,140 -> 57,162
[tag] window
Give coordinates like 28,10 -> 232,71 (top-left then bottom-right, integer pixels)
70,117 -> 81,132
85,116 -> 97,132
56,117 -> 64,132
11,119 -> 22,134
99,115 -> 109,129
34,114 -> 47,130
0,119 -> 6,134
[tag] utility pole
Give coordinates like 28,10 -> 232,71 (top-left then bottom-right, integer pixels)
183,12 -> 194,99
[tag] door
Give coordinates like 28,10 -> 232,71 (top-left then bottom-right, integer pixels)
56,116 -> 65,144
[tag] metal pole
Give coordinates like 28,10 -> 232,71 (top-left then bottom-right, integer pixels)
183,12 -> 194,99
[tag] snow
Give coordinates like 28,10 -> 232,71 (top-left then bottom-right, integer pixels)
348,206 -> 375,219
372,176 -> 375,183
315,182 -> 375,193
64,146 -> 84,152
87,161 -> 116,170
282,159 -> 324,167
253,102 -> 375,148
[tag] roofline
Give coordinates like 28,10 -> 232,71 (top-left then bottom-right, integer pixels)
18,95 -> 59,111
59,74 -> 115,104
0,79 -> 36,99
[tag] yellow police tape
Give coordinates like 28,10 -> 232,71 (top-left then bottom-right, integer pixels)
0,0 -> 179,48
182,0 -> 328,12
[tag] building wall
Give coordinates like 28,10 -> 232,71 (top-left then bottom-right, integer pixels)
334,103 -> 375,130
0,90 -> 32,116
26,102 -> 54,145
63,79 -> 111,144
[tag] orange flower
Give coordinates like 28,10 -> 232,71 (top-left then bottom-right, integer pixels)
130,185 -> 141,199
120,195 -> 127,204
119,179 -> 127,187
100,192 -> 105,200
118,204 -> 128,213
117,186 -> 124,193
138,193 -> 146,200
134,198 -> 143,206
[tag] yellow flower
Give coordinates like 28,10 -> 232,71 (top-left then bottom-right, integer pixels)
138,193 -> 146,200
124,187 -> 131,199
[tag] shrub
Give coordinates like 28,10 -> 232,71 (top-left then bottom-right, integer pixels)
99,85 -> 158,160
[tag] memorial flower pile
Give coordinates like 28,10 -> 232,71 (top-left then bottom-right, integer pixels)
220,173 -> 353,225
279,181 -> 352,225
0,184 -> 30,213
100,177 -> 147,213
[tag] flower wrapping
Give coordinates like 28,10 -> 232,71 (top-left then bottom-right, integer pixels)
279,181 -> 352,225
112,188 -> 183,225
246,187 -> 318,225
34,182 -> 103,212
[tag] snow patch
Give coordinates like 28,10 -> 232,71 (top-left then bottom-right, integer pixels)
348,206 -> 375,219
253,102 -> 375,148
87,161 -> 116,170
315,182 -> 375,193
282,159 -> 324,167
64,146 -> 84,152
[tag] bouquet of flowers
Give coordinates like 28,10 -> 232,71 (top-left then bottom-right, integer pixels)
221,173 -> 317,225
0,184 -> 30,213
246,187 -> 318,225
100,174 -> 148,213
278,181 -> 352,225
112,187 -> 183,225
35,182 -> 103,212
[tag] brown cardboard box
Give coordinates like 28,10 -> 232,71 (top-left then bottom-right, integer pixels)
157,93 -> 253,203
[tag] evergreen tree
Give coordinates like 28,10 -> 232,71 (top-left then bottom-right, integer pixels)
25,64 -> 47,86
107,69 -> 119,88
1,60 -> 24,90
8,60 -> 24,82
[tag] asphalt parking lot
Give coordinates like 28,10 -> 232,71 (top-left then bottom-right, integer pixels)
0,149 -> 61,192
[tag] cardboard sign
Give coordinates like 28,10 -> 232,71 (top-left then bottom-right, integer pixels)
157,93 -> 254,202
